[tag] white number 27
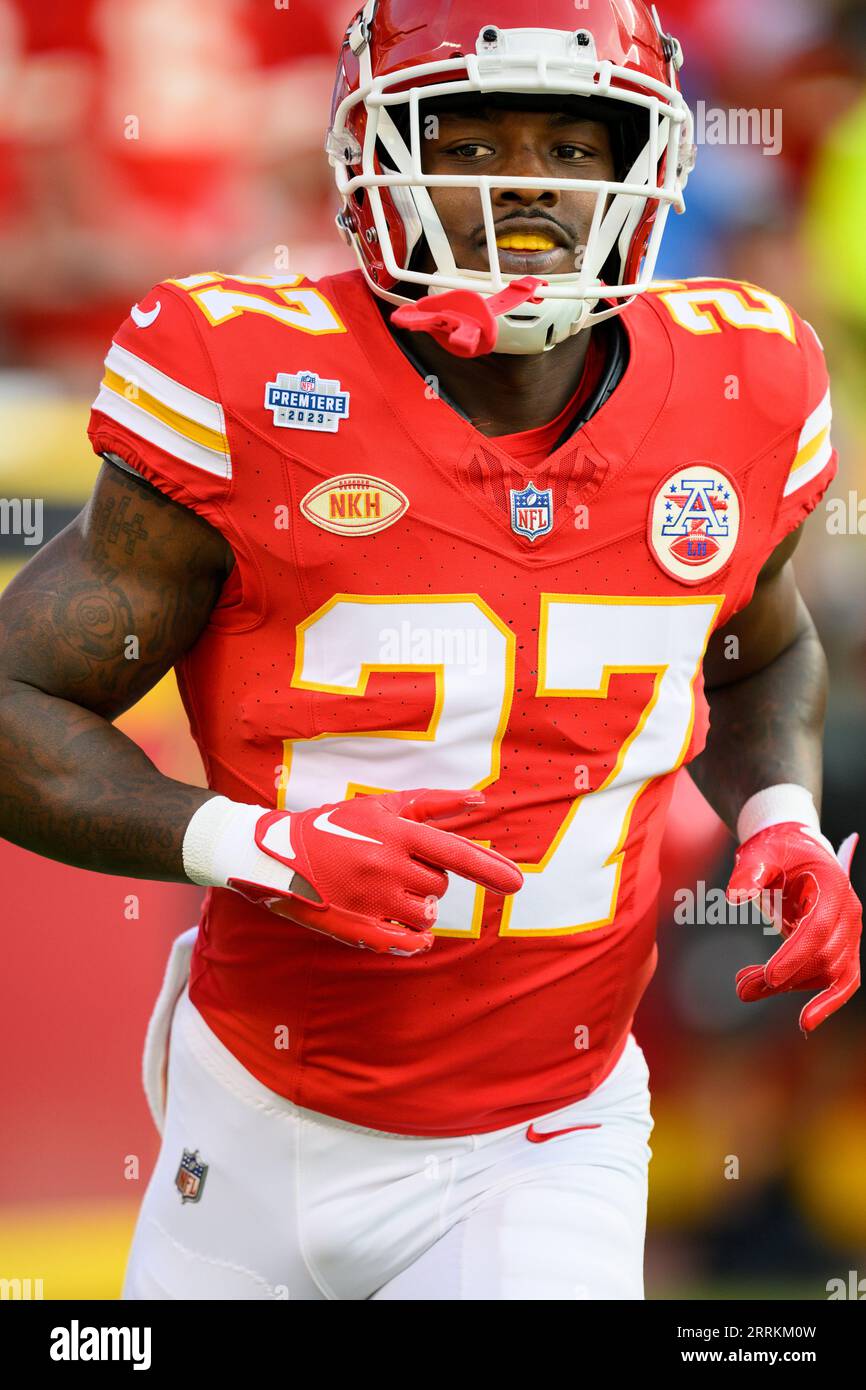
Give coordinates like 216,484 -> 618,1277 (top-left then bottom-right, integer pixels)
280,593 -> 721,939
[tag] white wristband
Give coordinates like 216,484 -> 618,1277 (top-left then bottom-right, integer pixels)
736,783 -> 834,857
182,795 -> 296,893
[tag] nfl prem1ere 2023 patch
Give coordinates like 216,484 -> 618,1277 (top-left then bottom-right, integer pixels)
300,476 -> 410,537
265,369 -> 351,434
648,463 -> 742,584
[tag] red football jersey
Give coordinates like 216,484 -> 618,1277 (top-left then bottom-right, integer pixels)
88,270 -> 837,1135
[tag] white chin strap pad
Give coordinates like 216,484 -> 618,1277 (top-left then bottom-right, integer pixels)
493,298 -> 594,355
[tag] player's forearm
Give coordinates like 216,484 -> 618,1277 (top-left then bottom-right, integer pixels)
689,613 -> 828,834
0,676 -> 216,879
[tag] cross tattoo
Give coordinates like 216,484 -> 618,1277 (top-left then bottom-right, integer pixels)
94,496 -> 149,555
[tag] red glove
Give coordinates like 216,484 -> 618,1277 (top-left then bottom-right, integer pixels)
726,823 -> 861,1033
227,788 -> 523,957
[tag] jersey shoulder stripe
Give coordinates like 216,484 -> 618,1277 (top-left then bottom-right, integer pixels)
784,385 -> 832,498
92,340 -> 231,480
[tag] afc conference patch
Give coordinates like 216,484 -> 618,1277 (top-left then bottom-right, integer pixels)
175,1149 -> 208,1204
510,481 -> 553,542
265,370 -> 350,434
648,464 -> 741,584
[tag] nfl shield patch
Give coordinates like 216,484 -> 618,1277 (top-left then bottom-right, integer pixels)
175,1149 -> 208,1204
510,482 -> 553,542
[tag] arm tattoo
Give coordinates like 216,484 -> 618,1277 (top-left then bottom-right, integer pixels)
0,464 -> 230,879
52,580 -> 136,664
91,491 -> 150,556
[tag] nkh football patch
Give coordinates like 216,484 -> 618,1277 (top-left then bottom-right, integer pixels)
300,475 -> 409,537
510,482 -> 553,541
265,370 -> 350,433
648,464 -> 741,584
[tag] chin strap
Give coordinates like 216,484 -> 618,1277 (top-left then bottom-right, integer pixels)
391,277 -> 547,358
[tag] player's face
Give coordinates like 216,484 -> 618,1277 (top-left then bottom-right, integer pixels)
419,107 -> 616,278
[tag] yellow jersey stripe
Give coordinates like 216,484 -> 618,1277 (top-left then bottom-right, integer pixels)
789,424 -> 831,478
101,369 -> 228,456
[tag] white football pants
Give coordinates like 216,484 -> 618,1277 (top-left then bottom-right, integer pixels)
124,940 -> 654,1301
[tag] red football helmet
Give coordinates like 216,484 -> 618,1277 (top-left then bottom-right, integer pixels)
328,0 -> 695,354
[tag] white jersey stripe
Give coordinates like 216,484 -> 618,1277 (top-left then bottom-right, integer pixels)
796,387 -> 831,455
103,342 -> 226,436
783,433 -> 833,497
784,386 -> 833,497
92,386 -> 231,479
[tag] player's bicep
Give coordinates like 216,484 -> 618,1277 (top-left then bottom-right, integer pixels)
704,530 -> 808,690
0,461 -> 230,720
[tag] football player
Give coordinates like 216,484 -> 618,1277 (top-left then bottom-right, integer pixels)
0,0 -> 860,1300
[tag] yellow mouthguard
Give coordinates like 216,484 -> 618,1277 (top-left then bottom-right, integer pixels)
495,233 -> 557,252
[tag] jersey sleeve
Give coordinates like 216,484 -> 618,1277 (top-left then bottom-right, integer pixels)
766,313 -> 837,549
87,282 -> 231,515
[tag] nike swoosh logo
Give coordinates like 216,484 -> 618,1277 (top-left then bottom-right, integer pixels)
312,809 -> 381,844
526,1122 -> 602,1143
131,300 -> 162,328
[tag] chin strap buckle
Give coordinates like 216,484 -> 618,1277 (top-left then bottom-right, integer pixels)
391,277 -> 547,358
